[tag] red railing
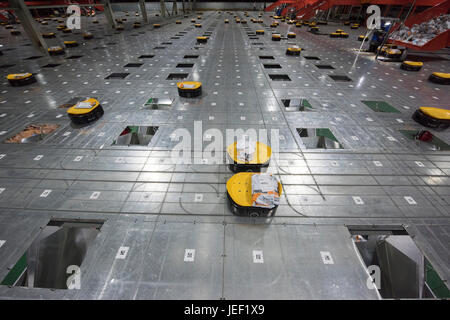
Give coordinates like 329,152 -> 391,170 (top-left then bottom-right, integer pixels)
268,0 -> 444,19
295,0 -> 332,20
281,0 -> 319,16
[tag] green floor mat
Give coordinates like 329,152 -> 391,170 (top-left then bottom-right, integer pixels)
426,260 -> 450,298
1,253 -> 27,286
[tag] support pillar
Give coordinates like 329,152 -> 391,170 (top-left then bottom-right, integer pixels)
139,0 -> 148,24
358,5 -> 364,20
172,1 -> 178,15
101,0 -> 116,29
160,0 -> 167,17
326,7 -> 331,21
332,5 -> 339,19
8,0 -> 48,52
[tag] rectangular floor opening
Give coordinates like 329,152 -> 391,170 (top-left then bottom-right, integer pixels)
112,126 -> 159,146
166,73 -> 188,80
259,55 -> 274,60
348,225 -> 450,299
1,219 -> 103,289
282,99 -> 314,111
362,100 -> 400,113
315,64 -> 334,69
142,98 -> 174,110
399,130 -> 450,151
24,56 -> 43,60
184,55 -> 199,59
176,63 -> 194,68
66,55 -> 83,60
296,128 -> 343,149
263,64 -> 282,69
42,63 -> 60,68
105,73 -> 129,79
124,63 -> 143,68
269,74 -> 291,81
5,124 -> 60,144
138,55 -> 154,58
303,56 -> 320,60
329,75 -> 352,82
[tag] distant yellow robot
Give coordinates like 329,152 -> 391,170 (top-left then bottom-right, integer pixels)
197,36 -> 208,44
177,81 -> 202,98
6,73 -> 36,86
286,46 -> 302,56
401,61 -> 423,71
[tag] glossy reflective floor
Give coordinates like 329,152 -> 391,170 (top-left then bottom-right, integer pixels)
0,10 -> 449,299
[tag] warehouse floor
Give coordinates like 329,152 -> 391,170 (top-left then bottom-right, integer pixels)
0,10 -> 449,299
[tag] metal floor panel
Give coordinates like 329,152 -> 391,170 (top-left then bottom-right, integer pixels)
0,10 -> 449,299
